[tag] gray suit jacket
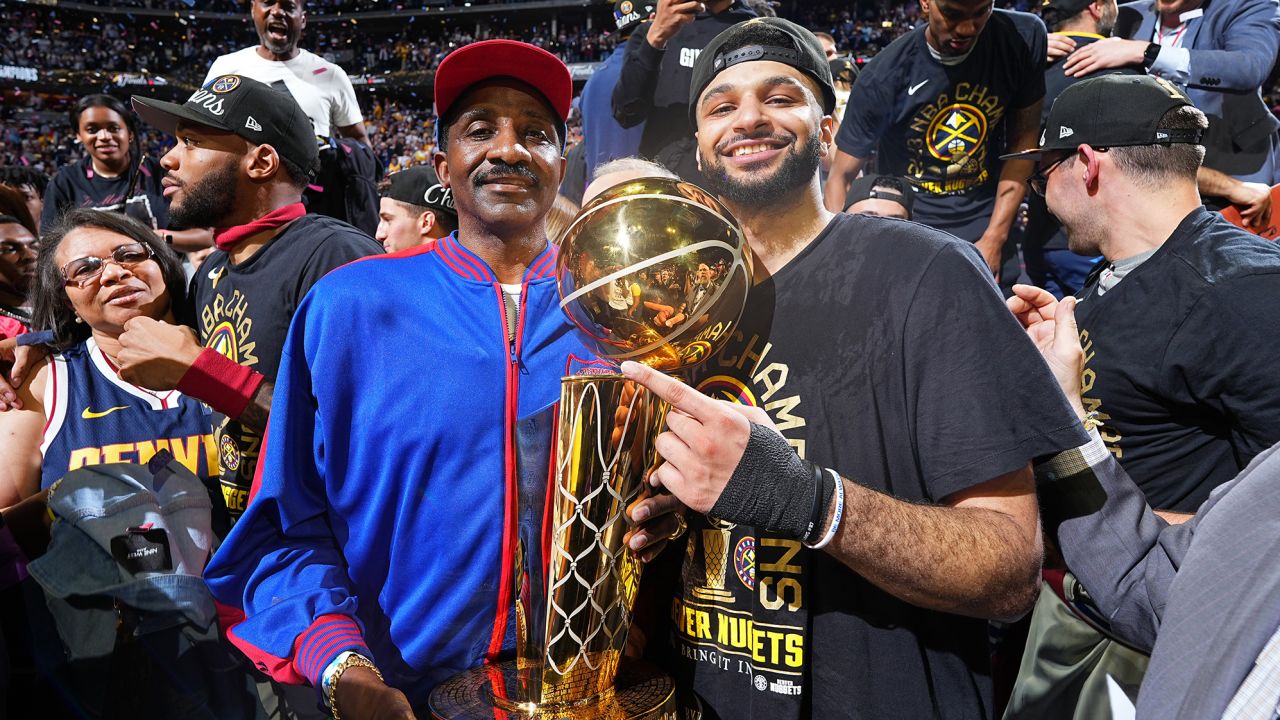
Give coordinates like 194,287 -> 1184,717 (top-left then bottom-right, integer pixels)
1121,0 -> 1280,117
1121,0 -> 1280,178
1040,439 -> 1280,718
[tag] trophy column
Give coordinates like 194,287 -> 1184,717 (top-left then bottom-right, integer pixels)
429,375 -> 677,719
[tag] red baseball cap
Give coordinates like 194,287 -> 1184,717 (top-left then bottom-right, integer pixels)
433,40 -> 572,123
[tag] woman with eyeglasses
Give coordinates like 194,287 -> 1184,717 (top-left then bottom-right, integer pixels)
40,94 -> 212,251
0,209 -> 219,507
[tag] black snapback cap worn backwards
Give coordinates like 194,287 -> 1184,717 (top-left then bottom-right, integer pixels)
689,17 -> 837,127
1002,74 -> 1202,161
384,166 -> 456,218
132,75 -> 319,172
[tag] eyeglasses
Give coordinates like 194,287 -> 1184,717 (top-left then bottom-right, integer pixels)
0,239 -> 37,256
61,242 -> 155,288
1027,153 -> 1071,197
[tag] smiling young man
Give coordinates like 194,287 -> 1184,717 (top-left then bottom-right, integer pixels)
201,41 -> 684,720
823,0 -> 1045,276
621,18 -> 1088,718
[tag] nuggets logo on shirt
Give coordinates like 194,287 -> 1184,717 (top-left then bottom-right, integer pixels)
906,82 -> 1007,195
926,103 -> 988,164
734,536 -> 756,589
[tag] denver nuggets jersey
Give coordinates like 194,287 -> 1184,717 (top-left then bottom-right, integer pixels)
40,336 -> 220,489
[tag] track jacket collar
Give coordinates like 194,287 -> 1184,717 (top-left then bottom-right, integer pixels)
433,231 -> 559,284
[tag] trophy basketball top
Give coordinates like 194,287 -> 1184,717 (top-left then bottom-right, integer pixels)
556,176 -> 752,373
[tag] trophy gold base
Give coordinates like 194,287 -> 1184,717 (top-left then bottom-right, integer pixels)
428,658 -> 678,720
690,588 -> 735,603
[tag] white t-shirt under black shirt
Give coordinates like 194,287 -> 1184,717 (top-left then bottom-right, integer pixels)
204,47 -> 363,138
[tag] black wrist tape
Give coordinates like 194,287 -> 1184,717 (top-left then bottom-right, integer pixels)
710,423 -> 824,539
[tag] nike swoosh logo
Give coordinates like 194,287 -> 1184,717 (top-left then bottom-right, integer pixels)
908,80 -> 929,95
82,405 -> 129,419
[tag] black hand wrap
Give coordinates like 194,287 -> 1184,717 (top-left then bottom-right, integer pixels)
710,423 -> 835,541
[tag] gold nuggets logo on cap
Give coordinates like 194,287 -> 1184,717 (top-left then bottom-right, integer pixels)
619,0 -> 633,12
210,75 -> 241,94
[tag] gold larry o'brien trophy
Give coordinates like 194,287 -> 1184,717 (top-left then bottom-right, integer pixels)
428,177 -> 752,719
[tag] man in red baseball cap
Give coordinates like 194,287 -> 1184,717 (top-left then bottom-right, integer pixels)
203,40 -> 686,720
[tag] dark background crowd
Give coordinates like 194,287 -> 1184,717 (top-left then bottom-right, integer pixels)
0,0 -> 1051,176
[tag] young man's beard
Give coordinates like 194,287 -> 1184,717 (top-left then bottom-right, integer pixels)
168,162 -> 241,229
702,134 -> 822,208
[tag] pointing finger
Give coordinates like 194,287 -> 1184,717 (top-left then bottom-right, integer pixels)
621,360 -> 719,420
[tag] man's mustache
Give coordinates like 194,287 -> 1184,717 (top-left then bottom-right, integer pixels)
473,162 -> 540,187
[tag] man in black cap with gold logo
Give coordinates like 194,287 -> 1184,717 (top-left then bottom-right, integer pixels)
119,75 -> 380,530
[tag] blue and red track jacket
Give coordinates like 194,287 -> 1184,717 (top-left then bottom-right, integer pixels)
203,233 -> 592,706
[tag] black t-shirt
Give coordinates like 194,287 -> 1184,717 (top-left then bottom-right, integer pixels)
1025,34 -> 1140,253
41,156 -> 171,230
837,11 -> 1046,240
192,213 -> 382,520
662,213 -> 1087,719
612,2 -> 757,184
1074,207 -> 1280,511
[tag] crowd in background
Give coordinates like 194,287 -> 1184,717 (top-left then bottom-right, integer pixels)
3,0 -> 956,179
4,0 -> 1280,180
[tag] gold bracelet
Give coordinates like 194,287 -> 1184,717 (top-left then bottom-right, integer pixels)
327,654 -> 383,720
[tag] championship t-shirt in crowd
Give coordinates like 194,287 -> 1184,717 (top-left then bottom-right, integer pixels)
192,213 -> 381,521
41,155 -> 169,230
836,10 -> 1046,241
204,48 -> 364,139
663,213 -> 1086,719
1073,207 -> 1280,511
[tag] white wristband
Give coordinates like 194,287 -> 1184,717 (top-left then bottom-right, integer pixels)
321,651 -> 363,707
804,468 -> 844,550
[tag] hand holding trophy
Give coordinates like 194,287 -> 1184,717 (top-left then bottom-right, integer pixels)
428,177 -> 751,719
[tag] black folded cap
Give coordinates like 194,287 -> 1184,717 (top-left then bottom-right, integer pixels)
383,166 -> 456,218
1001,74 -> 1202,161
133,75 -> 319,172
689,17 -> 837,127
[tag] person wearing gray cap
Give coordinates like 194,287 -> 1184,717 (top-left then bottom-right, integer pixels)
375,166 -> 457,253
620,17 -> 1088,720
1002,73 -> 1280,719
